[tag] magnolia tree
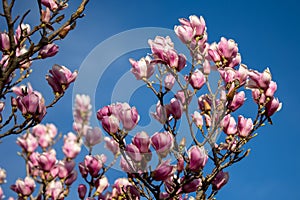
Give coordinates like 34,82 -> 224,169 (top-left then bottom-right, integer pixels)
0,1 -> 282,200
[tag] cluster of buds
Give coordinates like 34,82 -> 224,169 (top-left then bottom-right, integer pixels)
13,123 -> 81,199
97,102 -> 139,134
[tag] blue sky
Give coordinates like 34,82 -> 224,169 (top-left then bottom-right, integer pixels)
0,0 -> 299,199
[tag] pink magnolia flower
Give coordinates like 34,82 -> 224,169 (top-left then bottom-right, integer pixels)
84,155 -> 103,177
13,84 -> 46,122
17,133 -> 38,153
148,36 -> 186,71
164,73 -> 175,91
46,64 -> 78,94
152,160 -> 174,181
190,69 -> 206,90
265,81 -> 277,98
212,171 -> 229,190
95,176 -> 109,194
247,68 -> 272,90
84,127 -> 102,147
15,24 -> 31,42
77,184 -> 87,199
118,103 -> 140,131
222,114 -> 237,135
101,115 -> 120,134
62,132 -> 81,159
50,162 -> 68,179
97,105 -> 112,120
32,123 -> 57,148
41,8 -> 51,23
182,177 -> 202,193
151,131 -> 174,158
237,115 -> 253,137
132,131 -> 150,154
126,143 -> 142,162
73,94 -> 92,126
188,145 -> 208,172
228,91 -> 245,111
39,43 -> 59,58
208,37 -> 241,68
151,101 -> 167,124
129,56 -> 155,80
265,97 -> 282,117
11,177 -> 35,197
0,32 -> 10,51
45,180 -> 64,200
166,98 -> 183,120
174,15 -> 206,44
41,0 -> 58,11
37,149 -> 57,172
64,170 -> 77,185
112,178 -> 140,199
104,137 -> 120,155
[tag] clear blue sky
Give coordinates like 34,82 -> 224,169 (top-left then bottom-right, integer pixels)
0,0 -> 299,199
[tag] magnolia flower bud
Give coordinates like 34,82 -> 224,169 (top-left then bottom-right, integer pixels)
151,132 -> 174,158
78,184 -> 87,199
152,160 -> 174,181
237,115 -> 253,137
101,115 -> 120,134
212,171 -> 229,190
188,145 -> 208,172
190,69 -> 206,90
164,74 -> 175,91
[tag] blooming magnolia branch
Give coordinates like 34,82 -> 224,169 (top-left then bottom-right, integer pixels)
0,7 -> 281,200
0,0 -> 89,139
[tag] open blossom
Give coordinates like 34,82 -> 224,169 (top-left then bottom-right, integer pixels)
148,36 -> 186,71
174,15 -> 206,44
32,123 -> 57,148
129,56 -> 155,80
62,132 -> 81,159
37,149 -> 57,171
118,103 -> 140,131
46,180 -> 64,200
11,177 -> 35,197
112,178 -> 140,199
208,37 -> 241,68
46,64 -> 78,94
17,133 -> 38,153
13,83 -> 46,122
